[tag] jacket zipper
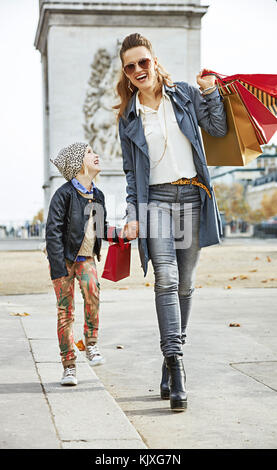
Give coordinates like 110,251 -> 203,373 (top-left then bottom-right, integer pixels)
73,197 -> 96,261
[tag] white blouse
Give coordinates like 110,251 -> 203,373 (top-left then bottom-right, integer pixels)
136,86 -> 197,185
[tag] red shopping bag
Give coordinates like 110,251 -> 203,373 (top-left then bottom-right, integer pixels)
201,70 -> 277,144
235,81 -> 277,144
101,227 -> 131,282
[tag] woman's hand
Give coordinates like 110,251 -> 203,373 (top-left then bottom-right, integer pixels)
196,69 -> 216,91
122,220 -> 139,240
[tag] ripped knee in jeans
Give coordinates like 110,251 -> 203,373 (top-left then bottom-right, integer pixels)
178,286 -> 195,297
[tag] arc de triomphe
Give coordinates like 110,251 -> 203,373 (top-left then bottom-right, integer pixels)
35,0 -> 208,224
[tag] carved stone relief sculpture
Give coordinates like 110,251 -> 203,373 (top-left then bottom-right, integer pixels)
83,41 -> 123,164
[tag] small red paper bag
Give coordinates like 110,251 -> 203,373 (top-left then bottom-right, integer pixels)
101,227 -> 131,282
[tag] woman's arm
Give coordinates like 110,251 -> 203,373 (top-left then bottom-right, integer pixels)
46,190 -> 69,280
186,73 -> 228,137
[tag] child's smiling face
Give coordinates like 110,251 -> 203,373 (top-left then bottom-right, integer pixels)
83,146 -> 101,175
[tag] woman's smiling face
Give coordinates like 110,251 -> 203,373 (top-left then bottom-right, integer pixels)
122,46 -> 158,91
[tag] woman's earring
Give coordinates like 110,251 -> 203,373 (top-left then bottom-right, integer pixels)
128,79 -> 134,93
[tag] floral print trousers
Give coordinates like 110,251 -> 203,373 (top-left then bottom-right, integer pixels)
51,257 -> 100,369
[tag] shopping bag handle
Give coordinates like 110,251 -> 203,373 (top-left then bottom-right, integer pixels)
107,226 -> 130,250
118,229 -> 130,250
201,69 -> 240,89
201,70 -> 240,98
201,69 -> 225,83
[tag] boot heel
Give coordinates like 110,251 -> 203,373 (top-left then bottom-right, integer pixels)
160,388 -> 170,400
170,398 -> 187,411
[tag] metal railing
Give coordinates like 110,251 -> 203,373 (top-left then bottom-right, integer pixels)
0,223 -> 46,240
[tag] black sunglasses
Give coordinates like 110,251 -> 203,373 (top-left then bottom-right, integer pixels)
123,57 -> 152,75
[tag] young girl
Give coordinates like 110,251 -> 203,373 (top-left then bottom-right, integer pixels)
46,142 -> 126,386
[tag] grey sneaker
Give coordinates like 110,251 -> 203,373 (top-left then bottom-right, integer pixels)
86,344 -> 106,367
61,366 -> 77,386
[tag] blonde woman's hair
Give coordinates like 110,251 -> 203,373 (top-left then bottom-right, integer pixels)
113,33 -> 175,122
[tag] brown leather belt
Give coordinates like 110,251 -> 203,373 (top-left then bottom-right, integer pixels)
170,176 -> 211,198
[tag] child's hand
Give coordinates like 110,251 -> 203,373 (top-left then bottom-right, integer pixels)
122,221 -> 139,240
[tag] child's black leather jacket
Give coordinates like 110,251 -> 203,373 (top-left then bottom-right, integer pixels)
46,181 -> 126,280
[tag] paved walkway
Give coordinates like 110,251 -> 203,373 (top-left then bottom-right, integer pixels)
0,290 -> 146,449
1,287 -> 277,449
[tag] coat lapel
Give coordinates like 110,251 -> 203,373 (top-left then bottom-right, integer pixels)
165,83 -> 206,172
165,84 -> 197,143
123,93 -> 150,159
124,114 -> 150,158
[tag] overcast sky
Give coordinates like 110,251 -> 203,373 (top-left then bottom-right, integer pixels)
0,0 -> 276,224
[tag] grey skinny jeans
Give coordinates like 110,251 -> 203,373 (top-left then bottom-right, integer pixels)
147,182 -> 202,357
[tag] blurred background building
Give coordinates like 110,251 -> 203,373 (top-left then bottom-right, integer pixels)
210,144 -> 277,210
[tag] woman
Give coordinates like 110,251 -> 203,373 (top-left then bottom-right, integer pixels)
115,33 -> 227,411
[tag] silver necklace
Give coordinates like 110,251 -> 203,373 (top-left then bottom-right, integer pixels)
141,94 -> 168,170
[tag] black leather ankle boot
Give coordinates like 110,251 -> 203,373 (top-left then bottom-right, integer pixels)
160,359 -> 170,400
165,355 -> 187,411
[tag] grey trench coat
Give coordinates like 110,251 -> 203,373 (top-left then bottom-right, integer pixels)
118,81 -> 228,277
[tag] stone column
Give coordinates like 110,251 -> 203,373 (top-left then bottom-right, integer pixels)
34,0 -> 208,224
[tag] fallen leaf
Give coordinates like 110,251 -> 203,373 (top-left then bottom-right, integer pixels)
75,339 -> 86,351
229,276 -> 238,280
239,275 -> 249,280
196,285 -> 202,288
144,282 -> 151,286
267,256 -> 272,262
269,278 -> 277,281
229,322 -> 240,327
254,256 -> 260,260
225,285 -> 232,289
249,269 -> 257,272
9,312 -> 30,317
118,287 -> 129,290
116,345 -> 124,349
261,280 -> 268,283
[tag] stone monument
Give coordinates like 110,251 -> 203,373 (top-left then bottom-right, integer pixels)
34,0 -> 208,224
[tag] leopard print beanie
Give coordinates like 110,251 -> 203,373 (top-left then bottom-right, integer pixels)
50,142 -> 88,181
